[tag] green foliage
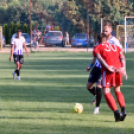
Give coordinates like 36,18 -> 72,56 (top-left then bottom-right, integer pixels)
16,22 -> 21,32
10,21 -> 15,36
22,23 -> 28,33
8,27 -> 12,44
54,26 -> 60,31
1,0 -> 134,38
2,22 -> 30,44
27,24 -> 30,34
4,24 -> 9,44
3,24 -> 6,37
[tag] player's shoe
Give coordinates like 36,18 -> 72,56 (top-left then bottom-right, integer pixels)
12,72 -> 16,79
17,76 -> 21,81
93,107 -> 99,114
114,110 -> 121,122
91,96 -> 96,105
120,107 -> 127,121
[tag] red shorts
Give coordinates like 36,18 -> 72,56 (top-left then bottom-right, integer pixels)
102,71 -> 122,88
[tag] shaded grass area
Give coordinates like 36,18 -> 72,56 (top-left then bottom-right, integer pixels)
0,52 -> 134,134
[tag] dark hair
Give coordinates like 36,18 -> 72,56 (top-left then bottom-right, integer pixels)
17,29 -> 22,33
97,33 -> 107,44
103,20 -> 112,28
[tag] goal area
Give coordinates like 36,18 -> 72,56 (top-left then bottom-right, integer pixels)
101,17 -> 134,53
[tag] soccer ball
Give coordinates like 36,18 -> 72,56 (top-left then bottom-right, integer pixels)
73,103 -> 83,113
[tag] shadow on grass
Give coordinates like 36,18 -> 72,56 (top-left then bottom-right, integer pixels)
0,115 -> 114,123
0,119 -> 133,134
0,76 -> 132,104
0,82 -> 88,102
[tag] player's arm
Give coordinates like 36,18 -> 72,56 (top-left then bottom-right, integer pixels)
120,51 -> 126,70
96,53 -> 114,72
117,51 -> 127,79
115,38 -> 126,70
23,43 -> 29,57
9,44 -> 14,61
87,45 -> 98,71
86,57 -> 96,71
114,38 -> 127,78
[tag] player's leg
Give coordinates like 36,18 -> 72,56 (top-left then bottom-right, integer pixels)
87,67 -> 96,99
16,62 -> 21,80
87,67 -> 101,104
104,88 -> 121,122
93,69 -> 102,114
87,82 -> 97,104
114,85 -> 126,121
12,62 -> 20,80
102,71 -> 121,122
87,82 -> 96,96
19,64 -> 23,70
102,71 -> 118,112
114,72 -> 126,121
87,67 -> 102,114
12,55 -> 19,79
96,84 -> 102,107
93,83 -> 102,114
104,88 -> 117,111
17,55 -> 24,80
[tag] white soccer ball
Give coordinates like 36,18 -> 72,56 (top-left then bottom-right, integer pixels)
73,103 -> 83,113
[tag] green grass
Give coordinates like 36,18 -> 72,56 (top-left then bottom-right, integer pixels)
0,51 -> 134,134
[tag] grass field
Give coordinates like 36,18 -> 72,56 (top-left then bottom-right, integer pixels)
0,52 -> 134,134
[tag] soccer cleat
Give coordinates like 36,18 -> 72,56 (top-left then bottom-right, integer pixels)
91,96 -> 96,105
12,72 -> 16,79
114,110 -> 121,122
120,107 -> 127,121
17,76 -> 21,81
93,107 -> 99,114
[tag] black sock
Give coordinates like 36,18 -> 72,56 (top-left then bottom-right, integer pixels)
96,87 -> 102,107
15,70 -> 20,76
88,87 -> 96,96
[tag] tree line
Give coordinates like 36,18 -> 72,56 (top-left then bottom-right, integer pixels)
1,0 -> 134,43
3,22 -> 29,44
2,21 -> 61,44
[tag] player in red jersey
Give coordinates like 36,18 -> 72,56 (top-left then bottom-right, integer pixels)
86,21 -> 126,115
93,33 -> 127,122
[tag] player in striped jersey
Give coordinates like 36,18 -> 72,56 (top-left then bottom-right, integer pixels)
9,29 -> 29,80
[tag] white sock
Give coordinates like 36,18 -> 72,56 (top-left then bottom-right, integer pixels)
95,107 -> 99,110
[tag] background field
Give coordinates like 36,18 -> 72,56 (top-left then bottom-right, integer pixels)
0,52 -> 134,134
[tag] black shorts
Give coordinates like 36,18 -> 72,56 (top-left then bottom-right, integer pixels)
88,66 -> 102,84
13,55 -> 24,64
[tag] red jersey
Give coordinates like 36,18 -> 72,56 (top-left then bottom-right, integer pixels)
93,43 -> 122,72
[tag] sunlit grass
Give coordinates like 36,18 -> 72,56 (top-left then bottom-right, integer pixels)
0,52 -> 134,134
